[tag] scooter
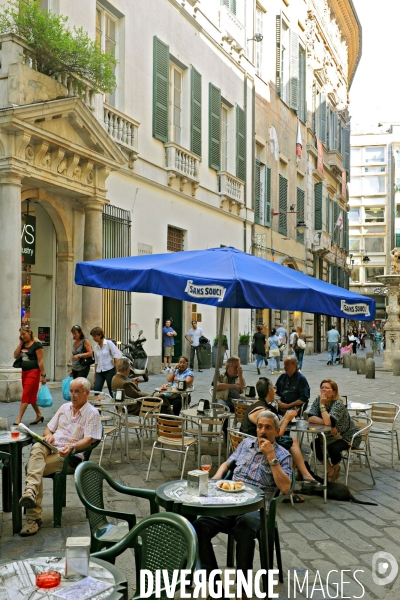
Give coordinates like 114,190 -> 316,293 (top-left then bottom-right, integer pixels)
121,330 -> 149,382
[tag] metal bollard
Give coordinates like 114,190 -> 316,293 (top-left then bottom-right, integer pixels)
343,353 -> 351,368
357,356 -> 366,375
366,351 -> 374,360
393,357 -> 400,376
366,358 -> 375,379
350,354 -> 358,371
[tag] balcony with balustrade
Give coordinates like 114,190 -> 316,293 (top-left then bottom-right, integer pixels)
164,142 -> 200,196
218,171 -> 244,215
219,5 -> 245,55
102,104 -> 139,168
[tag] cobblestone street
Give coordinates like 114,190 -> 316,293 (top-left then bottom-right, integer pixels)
0,348 -> 399,599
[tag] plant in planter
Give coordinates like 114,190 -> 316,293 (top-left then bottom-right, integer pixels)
238,333 -> 250,365
0,0 -> 117,94
213,335 -> 229,348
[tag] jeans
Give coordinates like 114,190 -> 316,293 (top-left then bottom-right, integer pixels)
94,367 -> 116,395
327,342 -> 338,363
255,354 -> 264,368
193,511 -> 261,577
294,348 -> 304,369
189,345 -> 203,370
270,355 -> 280,371
312,437 -> 349,466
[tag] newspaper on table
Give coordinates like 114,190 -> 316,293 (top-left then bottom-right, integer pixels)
53,576 -> 113,600
18,423 -> 59,453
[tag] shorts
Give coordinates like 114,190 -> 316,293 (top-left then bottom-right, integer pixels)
21,369 -> 40,404
163,346 -> 174,357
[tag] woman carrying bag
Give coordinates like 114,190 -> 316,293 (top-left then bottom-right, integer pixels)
13,326 -> 46,425
252,325 -> 267,375
70,325 -> 93,379
268,328 -> 281,375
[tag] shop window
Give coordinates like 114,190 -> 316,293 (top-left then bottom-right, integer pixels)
167,225 -> 184,252
365,267 -> 384,283
365,237 -> 384,253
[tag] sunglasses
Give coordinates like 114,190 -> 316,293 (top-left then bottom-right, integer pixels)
72,325 -> 81,331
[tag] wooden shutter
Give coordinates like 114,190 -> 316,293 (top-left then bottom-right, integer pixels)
320,93 -> 327,145
276,15 -> 281,96
209,83 -> 221,171
327,105 -> 331,150
326,195 -> 331,233
343,126 -> 350,176
265,166 -> 271,226
236,105 -> 246,181
312,83 -> 317,134
255,160 -> 261,224
296,187 -> 305,242
290,30 -> 299,110
230,0 -> 236,14
314,182 -> 322,230
153,37 -> 169,143
333,111 -> 338,150
278,175 -> 288,235
331,264 -> 338,286
190,67 -> 202,157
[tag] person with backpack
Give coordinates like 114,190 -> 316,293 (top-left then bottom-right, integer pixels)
90,326 -> 121,395
292,326 -> 306,371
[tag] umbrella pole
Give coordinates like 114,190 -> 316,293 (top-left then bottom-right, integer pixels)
212,307 -> 225,408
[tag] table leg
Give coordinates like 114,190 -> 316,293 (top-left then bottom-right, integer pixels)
321,433 -> 327,504
1,461 -> 11,513
259,504 -> 270,600
197,423 -> 202,469
123,407 -> 129,456
10,443 -> 23,535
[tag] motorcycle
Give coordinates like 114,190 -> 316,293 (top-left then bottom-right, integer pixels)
121,330 -> 149,382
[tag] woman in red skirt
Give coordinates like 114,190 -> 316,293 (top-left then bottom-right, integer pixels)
13,326 -> 46,425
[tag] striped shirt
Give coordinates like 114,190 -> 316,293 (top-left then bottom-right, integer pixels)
47,401 -> 102,456
228,437 -> 292,507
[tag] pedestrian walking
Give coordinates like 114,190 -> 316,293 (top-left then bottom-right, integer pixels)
162,319 -> 177,371
268,328 -> 282,375
252,325 -> 267,375
359,326 -> 367,350
70,325 -> 93,379
375,328 -> 382,355
326,324 -> 340,365
13,326 -> 45,425
292,326 -> 306,371
276,323 -> 288,362
90,326 -> 120,395
347,331 -> 357,355
185,320 -> 204,372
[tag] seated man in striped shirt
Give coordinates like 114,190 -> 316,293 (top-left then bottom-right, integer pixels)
19,377 -> 102,536
193,411 -> 292,599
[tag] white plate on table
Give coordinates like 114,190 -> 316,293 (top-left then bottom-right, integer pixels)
217,480 -> 245,493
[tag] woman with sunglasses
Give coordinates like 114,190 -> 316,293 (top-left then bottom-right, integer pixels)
71,325 -> 93,379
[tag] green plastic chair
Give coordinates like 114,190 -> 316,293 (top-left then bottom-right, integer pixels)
92,512 -> 198,600
74,461 -> 159,554
44,438 -> 101,528
0,451 -> 10,469
225,468 -> 295,583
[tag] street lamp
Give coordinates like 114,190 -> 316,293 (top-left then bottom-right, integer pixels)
296,221 -> 307,235
362,255 -> 371,263
247,33 -> 263,42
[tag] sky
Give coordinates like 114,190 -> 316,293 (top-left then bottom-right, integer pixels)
350,0 -> 400,131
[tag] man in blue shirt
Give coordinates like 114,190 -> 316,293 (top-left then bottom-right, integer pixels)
193,411 -> 291,584
275,356 -> 310,415
326,324 -> 340,365
162,319 -> 177,371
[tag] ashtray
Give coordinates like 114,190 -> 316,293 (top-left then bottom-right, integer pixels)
36,571 -> 61,589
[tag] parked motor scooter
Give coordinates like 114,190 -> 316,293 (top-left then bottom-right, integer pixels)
121,330 -> 149,382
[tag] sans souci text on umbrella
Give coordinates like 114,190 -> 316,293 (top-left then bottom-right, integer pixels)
184,280 -> 227,302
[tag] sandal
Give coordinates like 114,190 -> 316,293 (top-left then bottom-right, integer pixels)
301,478 -> 327,490
19,518 -> 42,537
283,493 -> 305,504
19,488 -> 37,509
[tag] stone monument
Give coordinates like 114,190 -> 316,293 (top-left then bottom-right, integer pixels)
376,248 -> 400,371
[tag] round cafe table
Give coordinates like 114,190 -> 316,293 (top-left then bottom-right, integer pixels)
347,401 -> 372,412
155,479 -> 271,598
154,386 -> 194,410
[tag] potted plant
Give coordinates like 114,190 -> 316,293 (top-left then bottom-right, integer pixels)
238,333 -> 250,365
212,335 -> 228,368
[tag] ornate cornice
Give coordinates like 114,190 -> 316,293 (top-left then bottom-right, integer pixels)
328,0 -> 362,88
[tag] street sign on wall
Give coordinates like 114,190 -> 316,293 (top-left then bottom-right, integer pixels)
21,215 -> 36,265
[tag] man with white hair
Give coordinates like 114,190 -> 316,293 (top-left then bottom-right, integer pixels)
193,411 -> 291,596
18,377 -> 102,536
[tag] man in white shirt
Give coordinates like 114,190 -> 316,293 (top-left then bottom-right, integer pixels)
185,320 -> 204,372
276,323 -> 288,361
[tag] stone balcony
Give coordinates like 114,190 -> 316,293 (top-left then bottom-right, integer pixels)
327,149 -> 344,179
218,171 -> 244,214
164,142 -> 200,196
219,5 -> 245,54
102,103 -> 139,168
312,230 -> 332,255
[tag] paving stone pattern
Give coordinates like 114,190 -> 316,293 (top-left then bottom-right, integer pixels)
0,345 -> 399,599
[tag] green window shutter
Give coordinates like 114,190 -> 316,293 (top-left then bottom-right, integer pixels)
339,267 -> 344,288
276,15 -> 281,96
320,93 -> 327,144
333,201 -> 339,244
327,106 -> 331,150
265,166 -> 271,226
231,0 -> 236,14
298,46 -> 306,122
333,111 -> 338,150
278,175 -> 288,235
326,263 -> 330,283
343,126 -> 350,176
314,182 -> 322,230
255,160 -> 261,224
312,83 -> 317,134
152,36 -> 169,143
236,105 -> 246,181
331,264 -> 338,286
190,67 -> 202,157
209,83 -> 221,171
296,187 -> 305,242
396,231 -> 400,247
326,194 -> 330,233
290,30 -> 299,110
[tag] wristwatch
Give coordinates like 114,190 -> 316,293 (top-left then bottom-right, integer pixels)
269,458 -> 279,467
41,373 -> 46,378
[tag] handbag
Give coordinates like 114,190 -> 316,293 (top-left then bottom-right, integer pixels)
62,376 -> 73,401
80,353 -> 95,366
270,348 -> 280,357
297,338 -> 306,350
37,384 -> 53,408
13,356 -> 23,369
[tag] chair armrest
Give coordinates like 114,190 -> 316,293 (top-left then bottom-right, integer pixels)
91,521 -> 141,562
103,480 -> 159,514
60,439 -> 102,475
83,502 -> 137,530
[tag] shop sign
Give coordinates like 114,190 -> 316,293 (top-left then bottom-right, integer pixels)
38,327 -> 50,346
21,215 -> 36,265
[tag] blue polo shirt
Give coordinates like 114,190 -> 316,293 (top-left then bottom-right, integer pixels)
275,370 -> 310,407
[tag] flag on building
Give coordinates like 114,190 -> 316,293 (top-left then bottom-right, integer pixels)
296,121 -> 302,157
336,212 -> 343,233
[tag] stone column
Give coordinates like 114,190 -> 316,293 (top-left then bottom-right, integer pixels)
0,174 -> 23,401
55,252 -> 73,382
81,199 -> 105,337
71,207 -> 85,328
376,275 -> 400,371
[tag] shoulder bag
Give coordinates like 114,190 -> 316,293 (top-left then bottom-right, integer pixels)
80,339 -> 95,366
297,338 -> 306,350
13,355 -> 23,369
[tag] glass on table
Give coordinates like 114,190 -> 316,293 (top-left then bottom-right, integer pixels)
200,455 -> 212,473
10,425 -> 20,439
